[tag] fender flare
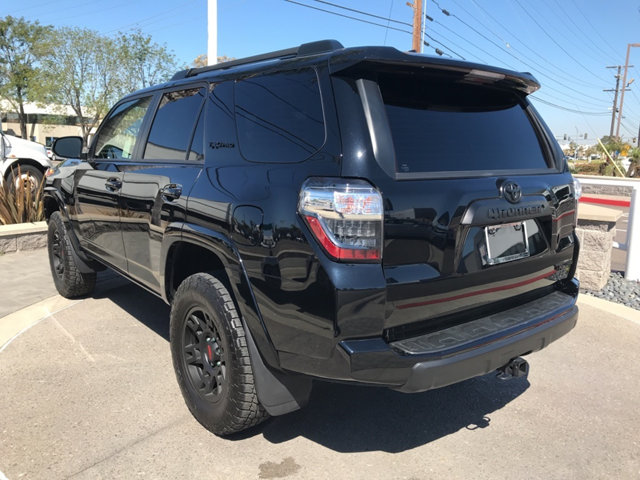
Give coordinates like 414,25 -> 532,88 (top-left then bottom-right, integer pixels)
43,187 -> 97,274
169,223 -> 312,416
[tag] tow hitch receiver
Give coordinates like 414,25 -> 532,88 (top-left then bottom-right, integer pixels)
497,357 -> 529,380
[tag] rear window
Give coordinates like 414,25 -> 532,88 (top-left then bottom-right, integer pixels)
378,75 -> 550,174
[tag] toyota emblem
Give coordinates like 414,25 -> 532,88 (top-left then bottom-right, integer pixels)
502,181 -> 522,204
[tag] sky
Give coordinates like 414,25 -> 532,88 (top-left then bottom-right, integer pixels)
3,0 -> 640,145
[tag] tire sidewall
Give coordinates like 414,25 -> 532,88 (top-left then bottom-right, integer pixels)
8,164 -> 43,192
47,213 -> 69,294
170,278 -> 240,431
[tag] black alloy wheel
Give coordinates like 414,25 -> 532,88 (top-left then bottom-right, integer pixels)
170,273 -> 268,435
50,228 -> 65,279
182,308 -> 227,402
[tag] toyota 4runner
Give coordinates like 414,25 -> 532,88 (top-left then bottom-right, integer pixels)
44,40 -> 580,435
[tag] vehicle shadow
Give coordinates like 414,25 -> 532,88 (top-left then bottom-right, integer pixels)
93,273 -> 171,341
257,374 -> 529,453
94,275 -> 530,453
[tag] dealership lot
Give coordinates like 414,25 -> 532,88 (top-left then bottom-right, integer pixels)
1,250 -> 639,479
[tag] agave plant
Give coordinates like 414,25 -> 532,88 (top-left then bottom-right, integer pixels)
0,165 -> 45,225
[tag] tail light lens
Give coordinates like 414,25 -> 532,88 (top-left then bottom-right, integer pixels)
298,178 -> 383,262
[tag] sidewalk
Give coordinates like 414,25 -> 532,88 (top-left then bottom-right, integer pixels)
0,249 -> 57,318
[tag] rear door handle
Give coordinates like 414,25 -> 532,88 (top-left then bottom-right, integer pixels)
160,183 -> 182,201
105,177 -> 122,192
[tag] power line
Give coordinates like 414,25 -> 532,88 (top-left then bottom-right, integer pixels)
309,0 -> 411,27
383,0 -> 395,45
283,0 -> 454,58
569,0 -> 620,59
284,0 -> 412,34
530,96 -> 610,115
427,18 -> 512,67
427,2 -> 610,107
458,0 -> 606,90
513,0 -> 610,84
547,0 -> 611,65
104,0 -> 198,34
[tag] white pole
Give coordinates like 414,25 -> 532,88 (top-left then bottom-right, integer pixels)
208,0 -> 217,66
625,185 -> 640,281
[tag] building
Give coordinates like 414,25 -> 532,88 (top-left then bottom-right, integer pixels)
0,101 -> 92,148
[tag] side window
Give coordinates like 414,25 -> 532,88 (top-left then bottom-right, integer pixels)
188,109 -> 205,161
94,96 -> 151,160
234,68 -> 325,163
143,87 -> 205,161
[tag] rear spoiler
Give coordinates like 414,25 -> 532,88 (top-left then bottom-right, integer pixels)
328,47 -> 540,95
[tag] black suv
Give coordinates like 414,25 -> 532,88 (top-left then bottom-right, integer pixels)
45,40 -> 579,435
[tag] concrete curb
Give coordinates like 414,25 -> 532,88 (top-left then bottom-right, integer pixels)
577,293 -> 640,326
0,294 -> 81,352
0,221 -> 47,254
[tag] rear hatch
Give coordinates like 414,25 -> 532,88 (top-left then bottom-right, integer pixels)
330,51 -> 578,339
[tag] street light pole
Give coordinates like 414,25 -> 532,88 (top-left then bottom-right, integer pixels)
207,0 -> 218,66
615,43 -> 640,138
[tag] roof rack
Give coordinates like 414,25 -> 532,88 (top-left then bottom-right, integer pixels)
171,39 -> 344,81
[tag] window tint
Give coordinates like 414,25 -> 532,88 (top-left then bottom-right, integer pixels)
94,96 -> 151,160
235,69 -> 325,163
143,88 -> 205,161
378,75 -> 550,173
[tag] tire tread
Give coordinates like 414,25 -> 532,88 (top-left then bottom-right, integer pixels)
171,273 -> 268,435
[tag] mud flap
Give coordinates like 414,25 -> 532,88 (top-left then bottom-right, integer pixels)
244,322 -> 312,416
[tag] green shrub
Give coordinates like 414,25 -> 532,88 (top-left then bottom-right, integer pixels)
0,166 -> 44,225
572,161 -> 602,175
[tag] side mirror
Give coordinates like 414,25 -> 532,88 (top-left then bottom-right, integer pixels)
52,136 -> 85,159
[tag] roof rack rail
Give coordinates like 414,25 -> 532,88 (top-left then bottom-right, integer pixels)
171,39 -> 344,81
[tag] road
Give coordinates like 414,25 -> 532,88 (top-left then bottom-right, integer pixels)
1,276 -> 639,479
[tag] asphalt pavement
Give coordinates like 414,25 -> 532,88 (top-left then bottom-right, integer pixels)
1,249 -> 640,479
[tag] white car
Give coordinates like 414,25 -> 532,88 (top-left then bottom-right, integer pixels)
0,132 -> 53,191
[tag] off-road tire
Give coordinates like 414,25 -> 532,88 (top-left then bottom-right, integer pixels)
170,273 -> 269,435
47,212 -> 96,298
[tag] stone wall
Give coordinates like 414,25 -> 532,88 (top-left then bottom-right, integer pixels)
581,184 -> 632,197
0,222 -> 47,254
575,220 -> 617,290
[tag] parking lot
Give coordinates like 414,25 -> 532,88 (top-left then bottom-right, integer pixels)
1,250 -> 640,479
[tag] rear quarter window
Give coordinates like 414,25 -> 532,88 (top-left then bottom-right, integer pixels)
378,74 -> 551,174
234,68 -> 325,163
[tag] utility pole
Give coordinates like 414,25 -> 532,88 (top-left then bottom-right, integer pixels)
207,0 -> 217,66
605,66 -> 622,138
409,0 -> 423,52
616,43 -> 640,138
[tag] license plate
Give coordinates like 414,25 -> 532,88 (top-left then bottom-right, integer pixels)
482,222 -> 530,266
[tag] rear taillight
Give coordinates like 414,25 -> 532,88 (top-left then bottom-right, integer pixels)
298,178 -> 383,262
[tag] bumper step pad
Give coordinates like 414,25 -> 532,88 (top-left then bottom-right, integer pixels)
390,290 -> 575,357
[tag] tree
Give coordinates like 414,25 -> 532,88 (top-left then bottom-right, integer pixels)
38,27 -> 120,146
0,16 -> 53,139
192,54 -> 235,67
115,30 -> 178,94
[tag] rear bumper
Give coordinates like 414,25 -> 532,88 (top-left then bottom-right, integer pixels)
338,282 -> 579,392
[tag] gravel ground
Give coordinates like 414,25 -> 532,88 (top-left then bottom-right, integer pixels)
581,272 -> 640,310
